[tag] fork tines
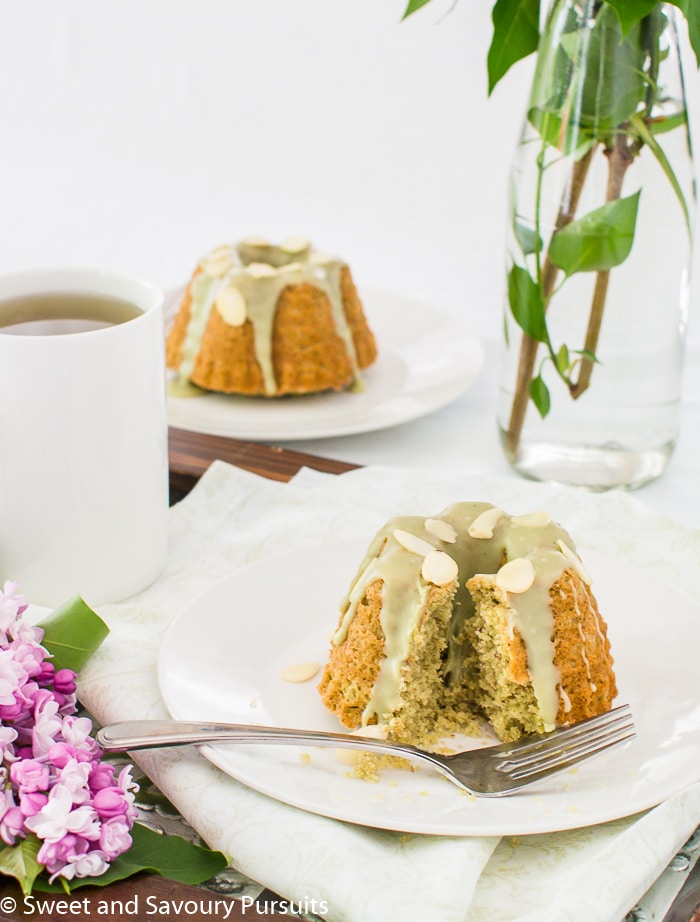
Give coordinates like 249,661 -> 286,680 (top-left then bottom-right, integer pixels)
497,703 -> 635,780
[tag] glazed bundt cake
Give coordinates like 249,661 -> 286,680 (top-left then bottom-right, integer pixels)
166,237 -> 377,396
318,503 -> 617,746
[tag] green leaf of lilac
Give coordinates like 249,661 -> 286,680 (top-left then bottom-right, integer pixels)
507,265 -> 548,342
629,113 -> 692,233
604,0 -> 659,36
513,219 -> 542,256
402,0 -> 434,18
31,823 -> 229,892
528,105 -> 596,160
548,190 -> 641,276
576,348 -> 601,364
560,5 -> 647,131
488,0 -> 540,95
555,343 -> 570,374
0,836 -> 43,895
37,595 -> 109,673
666,0 -> 700,68
647,110 -> 689,136
529,374 -> 551,417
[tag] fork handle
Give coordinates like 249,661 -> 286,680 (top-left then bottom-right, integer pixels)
96,718 -> 424,761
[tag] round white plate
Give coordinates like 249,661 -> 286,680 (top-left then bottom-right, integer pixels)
158,541 -> 700,836
164,288 -> 483,440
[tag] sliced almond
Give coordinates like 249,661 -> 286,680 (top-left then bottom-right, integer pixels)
240,236 -> 271,248
215,284 -> 247,326
468,507 -> 504,539
421,550 -> 458,587
280,236 -> 310,255
512,510 -> 552,528
556,539 -> 591,585
424,518 -> 457,544
203,250 -> 234,278
392,528 -> 435,557
280,661 -> 320,683
247,261 -> 277,279
495,557 -> 535,594
309,251 -> 334,267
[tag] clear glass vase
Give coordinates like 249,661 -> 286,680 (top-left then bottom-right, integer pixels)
498,1 -> 695,490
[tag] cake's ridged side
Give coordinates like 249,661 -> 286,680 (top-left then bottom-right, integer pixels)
190,309 -> 266,394
339,266 -> 377,370
271,282 -> 356,395
549,569 -> 617,723
165,280 -> 194,370
318,578 -> 386,729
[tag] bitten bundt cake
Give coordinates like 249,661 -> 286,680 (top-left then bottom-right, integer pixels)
318,503 -> 617,746
166,237 -> 377,396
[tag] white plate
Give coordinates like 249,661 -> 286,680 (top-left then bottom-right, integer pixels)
158,541 -> 700,836
164,288 -> 483,440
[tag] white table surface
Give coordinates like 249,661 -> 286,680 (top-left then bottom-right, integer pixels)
272,336 -> 700,531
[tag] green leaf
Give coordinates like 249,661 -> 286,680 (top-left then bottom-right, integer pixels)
647,110 -> 689,136
0,836 -> 43,895
528,105 -> 596,160
548,190 -> 641,276
629,113 -> 692,233
604,0 -> 659,36
32,824 -> 229,892
513,219 -> 542,256
37,595 -> 109,673
487,0 -> 540,94
667,0 -> 700,68
529,374 -> 551,417
401,0 -> 434,18
507,265 -> 548,341
555,343 -> 570,374
576,348 -> 601,365
560,5 -> 647,131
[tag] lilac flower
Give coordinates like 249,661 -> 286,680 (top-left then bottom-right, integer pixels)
0,581 -> 27,644
59,849 -> 110,883
0,582 -> 137,887
18,791 -> 47,817
37,833 -> 88,876
31,695 -> 62,758
10,758 -> 49,793
99,816 -> 133,859
57,759 -> 91,805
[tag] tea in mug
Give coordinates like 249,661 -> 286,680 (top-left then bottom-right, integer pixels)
0,292 -> 143,335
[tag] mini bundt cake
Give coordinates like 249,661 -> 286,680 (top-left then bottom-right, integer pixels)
166,237 -> 377,396
318,503 -> 617,746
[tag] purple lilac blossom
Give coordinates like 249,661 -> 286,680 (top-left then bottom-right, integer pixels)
0,581 -> 137,884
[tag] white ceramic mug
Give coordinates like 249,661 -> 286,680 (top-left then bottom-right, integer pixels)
0,268 -> 169,608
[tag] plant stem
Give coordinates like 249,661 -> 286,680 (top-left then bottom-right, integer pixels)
569,134 -> 634,398
503,146 -> 595,458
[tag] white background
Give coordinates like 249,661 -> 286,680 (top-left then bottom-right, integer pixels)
1,1 -> 699,521
4,0 -> 699,340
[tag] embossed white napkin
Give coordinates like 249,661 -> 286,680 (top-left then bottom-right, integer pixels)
78,461 -> 700,922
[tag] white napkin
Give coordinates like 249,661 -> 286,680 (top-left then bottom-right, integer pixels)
77,461 -> 700,922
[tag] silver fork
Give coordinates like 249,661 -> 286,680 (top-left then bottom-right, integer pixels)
96,703 -> 634,797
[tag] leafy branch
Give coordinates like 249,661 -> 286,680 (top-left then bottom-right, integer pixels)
404,0 -> 696,456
